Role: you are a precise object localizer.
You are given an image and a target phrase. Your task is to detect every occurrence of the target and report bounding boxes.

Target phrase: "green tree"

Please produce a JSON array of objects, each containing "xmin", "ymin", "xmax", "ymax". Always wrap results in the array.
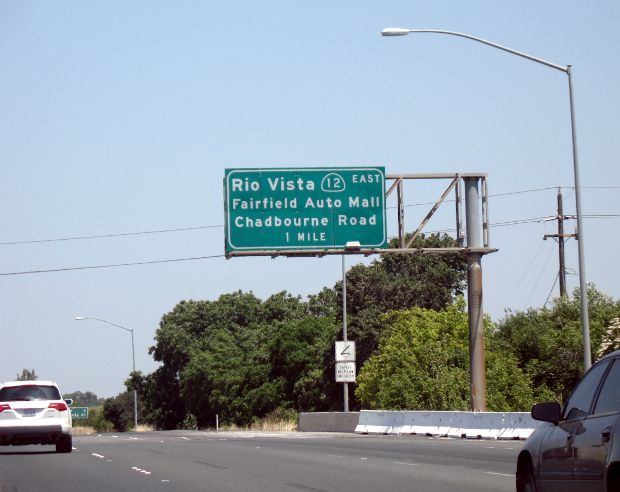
[
  {"xmin": 145, "ymin": 290, "xmax": 335, "ymax": 428},
  {"xmin": 63, "ymin": 391, "xmax": 103, "ymax": 407},
  {"xmin": 181, "ymin": 325, "xmax": 278, "ymax": 427},
  {"xmin": 145, "ymin": 291, "xmax": 266, "ymax": 429},
  {"xmin": 306, "ymin": 287, "xmax": 339, "ymax": 318},
  {"xmin": 269, "ymin": 316, "xmax": 338, "ymax": 411},
  {"xmin": 103, "ymin": 391, "xmax": 134, "ymax": 431},
  {"xmin": 491, "ymin": 285, "xmax": 620, "ymax": 402},
  {"xmin": 356, "ymin": 301, "xmax": 534, "ymax": 411},
  {"xmin": 131, "ymin": 367, "xmax": 185, "ymax": 430},
  {"xmin": 15, "ymin": 369, "xmax": 38, "ymax": 381}
]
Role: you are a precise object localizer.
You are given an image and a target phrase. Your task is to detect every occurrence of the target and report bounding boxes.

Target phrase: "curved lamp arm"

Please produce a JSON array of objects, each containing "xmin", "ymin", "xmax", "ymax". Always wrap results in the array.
[{"xmin": 381, "ymin": 28, "xmax": 567, "ymax": 72}]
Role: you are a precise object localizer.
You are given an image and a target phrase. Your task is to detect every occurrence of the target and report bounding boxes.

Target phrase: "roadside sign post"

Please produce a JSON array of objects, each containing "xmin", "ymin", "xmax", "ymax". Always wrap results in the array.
[
  {"xmin": 335, "ymin": 341, "xmax": 356, "ymax": 405},
  {"xmin": 335, "ymin": 362, "xmax": 356, "ymax": 383},
  {"xmin": 335, "ymin": 341, "xmax": 356, "ymax": 362}
]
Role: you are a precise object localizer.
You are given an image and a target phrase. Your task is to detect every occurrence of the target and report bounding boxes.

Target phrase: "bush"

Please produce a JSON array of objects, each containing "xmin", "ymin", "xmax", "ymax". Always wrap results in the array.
[
  {"xmin": 72, "ymin": 407, "xmax": 113, "ymax": 433},
  {"xmin": 103, "ymin": 392, "xmax": 135, "ymax": 432},
  {"xmin": 356, "ymin": 302, "xmax": 535, "ymax": 411},
  {"xmin": 181, "ymin": 413, "xmax": 198, "ymax": 430}
]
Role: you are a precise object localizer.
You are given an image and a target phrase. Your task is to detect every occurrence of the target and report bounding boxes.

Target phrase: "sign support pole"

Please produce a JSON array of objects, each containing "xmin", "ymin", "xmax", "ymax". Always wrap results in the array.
[
  {"xmin": 342, "ymin": 253, "xmax": 349, "ymax": 413},
  {"xmin": 465, "ymin": 178, "xmax": 486, "ymax": 412}
]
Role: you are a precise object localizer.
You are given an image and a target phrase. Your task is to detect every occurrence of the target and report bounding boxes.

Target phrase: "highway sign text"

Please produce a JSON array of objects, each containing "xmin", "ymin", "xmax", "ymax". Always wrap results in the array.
[{"xmin": 224, "ymin": 167, "xmax": 387, "ymax": 254}]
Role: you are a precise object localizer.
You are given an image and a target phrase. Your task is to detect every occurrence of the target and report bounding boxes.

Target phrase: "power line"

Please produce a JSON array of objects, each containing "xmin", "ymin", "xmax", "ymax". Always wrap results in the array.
[
  {"xmin": 544, "ymin": 271, "xmax": 560, "ymax": 307},
  {"xmin": 1, "ymin": 212, "xmax": 616, "ymax": 251},
  {"xmin": 524, "ymin": 243, "xmax": 556, "ymax": 309},
  {"xmin": 582, "ymin": 186, "xmax": 620, "ymax": 189},
  {"xmin": 502, "ymin": 231, "xmax": 547, "ymax": 307},
  {"xmin": 0, "ymin": 225, "xmax": 223, "ymax": 246},
  {"xmin": 386, "ymin": 186, "xmax": 561, "ymax": 210},
  {"xmin": 1, "ymin": 211, "xmax": 616, "ymax": 277},
  {"xmin": 0, "ymin": 254, "xmax": 225, "ymax": 277},
  {"xmin": 387, "ymin": 185, "xmax": 620, "ymax": 211}
]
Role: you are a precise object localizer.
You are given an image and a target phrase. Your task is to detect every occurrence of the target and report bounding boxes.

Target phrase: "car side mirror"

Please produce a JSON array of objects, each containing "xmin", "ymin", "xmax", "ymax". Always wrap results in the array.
[
  {"xmin": 64, "ymin": 399, "xmax": 73, "ymax": 406},
  {"xmin": 531, "ymin": 402, "xmax": 561, "ymax": 424}
]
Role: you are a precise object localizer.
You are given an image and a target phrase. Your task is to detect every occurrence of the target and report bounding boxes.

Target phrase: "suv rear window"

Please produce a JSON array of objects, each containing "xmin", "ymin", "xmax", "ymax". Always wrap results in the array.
[{"xmin": 0, "ymin": 385, "xmax": 61, "ymax": 402}]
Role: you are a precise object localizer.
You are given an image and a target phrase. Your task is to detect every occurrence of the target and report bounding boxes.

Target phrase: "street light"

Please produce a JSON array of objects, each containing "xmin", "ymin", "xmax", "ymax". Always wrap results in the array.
[
  {"xmin": 75, "ymin": 316, "xmax": 138, "ymax": 430},
  {"xmin": 381, "ymin": 27, "xmax": 592, "ymax": 371}
]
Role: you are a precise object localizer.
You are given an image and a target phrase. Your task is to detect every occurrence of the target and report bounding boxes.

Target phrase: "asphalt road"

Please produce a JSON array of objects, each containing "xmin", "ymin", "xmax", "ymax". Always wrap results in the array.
[{"xmin": 0, "ymin": 431, "xmax": 521, "ymax": 492}]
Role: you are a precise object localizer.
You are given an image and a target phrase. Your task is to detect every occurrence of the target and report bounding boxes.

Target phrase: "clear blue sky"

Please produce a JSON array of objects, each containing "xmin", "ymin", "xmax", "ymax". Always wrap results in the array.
[{"xmin": 1, "ymin": 1, "xmax": 618, "ymax": 397}]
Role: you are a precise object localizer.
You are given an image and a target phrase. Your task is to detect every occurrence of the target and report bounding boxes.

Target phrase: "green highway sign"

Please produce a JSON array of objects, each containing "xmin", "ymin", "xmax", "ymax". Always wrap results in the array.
[
  {"xmin": 70, "ymin": 407, "xmax": 89, "ymax": 419},
  {"xmin": 224, "ymin": 167, "xmax": 387, "ymax": 254}
]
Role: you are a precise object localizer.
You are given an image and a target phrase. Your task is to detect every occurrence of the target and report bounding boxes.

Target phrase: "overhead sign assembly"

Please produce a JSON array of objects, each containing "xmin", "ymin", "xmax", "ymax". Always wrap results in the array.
[
  {"xmin": 224, "ymin": 167, "xmax": 387, "ymax": 256},
  {"xmin": 224, "ymin": 168, "xmax": 497, "ymax": 412}
]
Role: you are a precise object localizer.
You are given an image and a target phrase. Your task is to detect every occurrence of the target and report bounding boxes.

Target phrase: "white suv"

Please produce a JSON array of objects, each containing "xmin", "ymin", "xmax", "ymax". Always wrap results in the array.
[{"xmin": 0, "ymin": 380, "xmax": 73, "ymax": 453}]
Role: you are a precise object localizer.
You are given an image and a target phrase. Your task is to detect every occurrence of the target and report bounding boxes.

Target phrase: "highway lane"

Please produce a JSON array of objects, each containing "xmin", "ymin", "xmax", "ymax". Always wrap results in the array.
[{"xmin": 0, "ymin": 431, "xmax": 521, "ymax": 491}]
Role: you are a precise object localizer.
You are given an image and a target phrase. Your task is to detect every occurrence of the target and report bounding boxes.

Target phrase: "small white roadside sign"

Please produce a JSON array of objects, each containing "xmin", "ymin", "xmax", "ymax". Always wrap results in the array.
[
  {"xmin": 335, "ymin": 341, "xmax": 355, "ymax": 362},
  {"xmin": 335, "ymin": 361, "xmax": 356, "ymax": 382}
]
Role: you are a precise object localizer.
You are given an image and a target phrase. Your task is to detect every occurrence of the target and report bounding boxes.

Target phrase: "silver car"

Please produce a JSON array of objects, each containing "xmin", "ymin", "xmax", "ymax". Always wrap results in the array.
[{"xmin": 516, "ymin": 350, "xmax": 620, "ymax": 491}]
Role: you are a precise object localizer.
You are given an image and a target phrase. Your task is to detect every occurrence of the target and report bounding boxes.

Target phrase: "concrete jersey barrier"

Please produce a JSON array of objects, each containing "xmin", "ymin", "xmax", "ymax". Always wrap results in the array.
[
  {"xmin": 400, "ymin": 411, "xmax": 454, "ymax": 436},
  {"xmin": 354, "ymin": 410, "xmax": 540, "ymax": 440},
  {"xmin": 356, "ymin": 410, "xmax": 406, "ymax": 435}
]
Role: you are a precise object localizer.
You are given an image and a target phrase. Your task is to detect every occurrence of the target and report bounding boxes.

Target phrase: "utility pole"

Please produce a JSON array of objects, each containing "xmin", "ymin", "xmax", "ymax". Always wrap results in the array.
[
  {"xmin": 544, "ymin": 187, "xmax": 576, "ymax": 297},
  {"xmin": 557, "ymin": 188, "xmax": 567, "ymax": 297}
]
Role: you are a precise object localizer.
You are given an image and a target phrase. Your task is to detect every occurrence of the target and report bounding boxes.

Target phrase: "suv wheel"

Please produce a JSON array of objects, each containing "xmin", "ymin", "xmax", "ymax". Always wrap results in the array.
[{"xmin": 56, "ymin": 435, "xmax": 72, "ymax": 453}]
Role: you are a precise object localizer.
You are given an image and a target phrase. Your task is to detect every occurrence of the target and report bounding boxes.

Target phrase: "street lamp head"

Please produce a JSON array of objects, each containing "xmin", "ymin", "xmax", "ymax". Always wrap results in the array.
[
  {"xmin": 75, "ymin": 316, "xmax": 86, "ymax": 320},
  {"xmin": 381, "ymin": 27, "xmax": 410, "ymax": 37},
  {"xmin": 345, "ymin": 241, "xmax": 361, "ymax": 251}
]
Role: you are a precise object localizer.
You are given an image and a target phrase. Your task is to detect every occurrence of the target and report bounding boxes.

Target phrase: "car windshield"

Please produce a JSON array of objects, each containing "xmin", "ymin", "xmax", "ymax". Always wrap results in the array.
[{"xmin": 0, "ymin": 385, "xmax": 61, "ymax": 402}]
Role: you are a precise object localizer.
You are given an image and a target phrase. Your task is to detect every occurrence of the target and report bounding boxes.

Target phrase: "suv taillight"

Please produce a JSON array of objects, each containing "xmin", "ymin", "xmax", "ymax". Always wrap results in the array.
[
  {"xmin": 0, "ymin": 404, "xmax": 10, "ymax": 413},
  {"xmin": 48, "ymin": 402, "xmax": 68, "ymax": 412}
]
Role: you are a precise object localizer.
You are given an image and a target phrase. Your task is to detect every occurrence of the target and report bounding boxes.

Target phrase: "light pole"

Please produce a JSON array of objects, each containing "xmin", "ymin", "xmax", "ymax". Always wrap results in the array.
[
  {"xmin": 75, "ymin": 316, "xmax": 139, "ymax": 430},
  {"xmin": 381, "ymin": 27, "xmax": 592, "ymax": 371}
]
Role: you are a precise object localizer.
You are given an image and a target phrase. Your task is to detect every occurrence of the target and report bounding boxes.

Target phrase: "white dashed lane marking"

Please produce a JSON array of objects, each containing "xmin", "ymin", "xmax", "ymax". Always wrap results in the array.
[{"xmin": 393, "ymin": 462, "xmax": 419, "ymax": 467}]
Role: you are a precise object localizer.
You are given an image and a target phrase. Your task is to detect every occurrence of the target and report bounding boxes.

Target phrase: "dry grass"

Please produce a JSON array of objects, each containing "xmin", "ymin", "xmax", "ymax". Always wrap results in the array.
[
  {"xmin": 219, "ymin": 418, "xmax": 297, "ymax": 432},
  {"xmin": 251, "ymin": 419, "xmax": 297, "ymax": 432},
  {"xmin": 72, "ymin": 426, "xmax": 96, "ymax": 435},
  {"xmin": 72, "ymin": 424, "xmax": 154, "ymax": 434}
]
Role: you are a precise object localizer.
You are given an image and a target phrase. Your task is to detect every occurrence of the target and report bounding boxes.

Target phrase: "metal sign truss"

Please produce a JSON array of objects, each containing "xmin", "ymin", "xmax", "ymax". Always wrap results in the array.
[{"xmin": 229, "ymin": 172, "xmax": 496, "ymax": 258}]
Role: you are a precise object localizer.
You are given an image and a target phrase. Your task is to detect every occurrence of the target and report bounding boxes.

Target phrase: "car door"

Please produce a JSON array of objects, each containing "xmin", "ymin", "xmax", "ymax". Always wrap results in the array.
[
  {"xmin": 572, "ymin": 357, "xmax": 620, "ymax": 491},
  {"xmin": 538, "ymin": 359, "xmax": 610, "ymax": 492}
]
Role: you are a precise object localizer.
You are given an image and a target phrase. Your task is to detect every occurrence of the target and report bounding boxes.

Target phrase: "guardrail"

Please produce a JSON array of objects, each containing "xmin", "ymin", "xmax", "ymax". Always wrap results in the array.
[{"xmin": 355, "ymin": 410, "xmax": 539, "ymax": 440}]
